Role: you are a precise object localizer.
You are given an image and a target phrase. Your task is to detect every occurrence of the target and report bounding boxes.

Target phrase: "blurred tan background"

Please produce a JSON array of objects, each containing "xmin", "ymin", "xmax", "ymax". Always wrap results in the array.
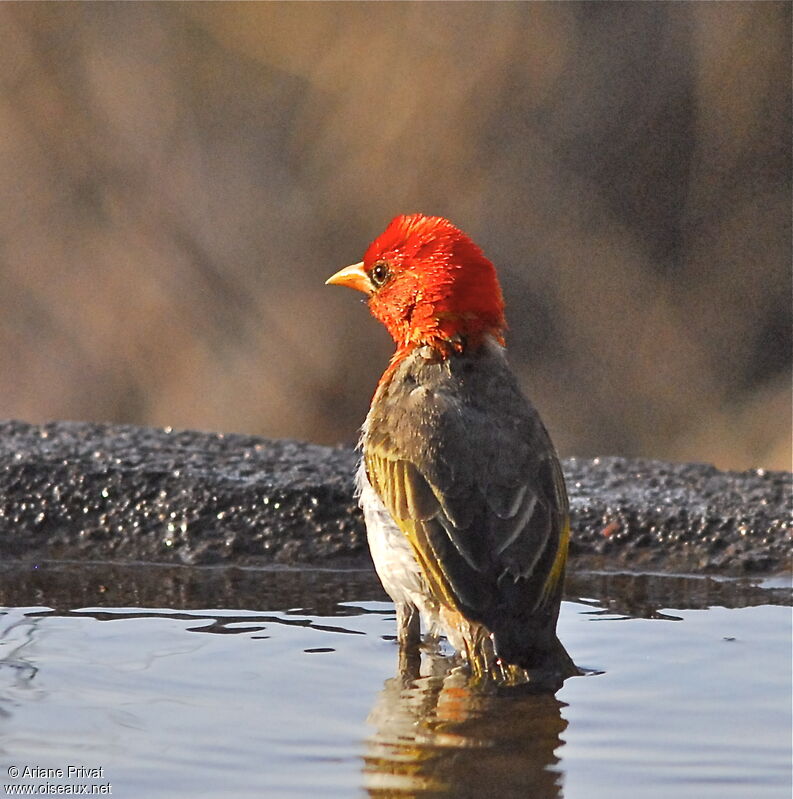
[{"xmin": 0, "ymin": 2, "xmax": 789, "ymax": 470}]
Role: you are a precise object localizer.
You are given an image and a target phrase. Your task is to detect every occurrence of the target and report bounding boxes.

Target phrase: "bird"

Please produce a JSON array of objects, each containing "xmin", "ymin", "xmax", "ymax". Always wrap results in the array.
[{"xmin": 326, "ymin": 213, "xmax": 574, "ymax": 686}]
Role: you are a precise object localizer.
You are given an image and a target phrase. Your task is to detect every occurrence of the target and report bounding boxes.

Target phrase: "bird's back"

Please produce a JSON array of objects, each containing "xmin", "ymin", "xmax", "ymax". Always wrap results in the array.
[{"xmin": 362, "ymin": 336, "xmax": 569, "ymax": 670}]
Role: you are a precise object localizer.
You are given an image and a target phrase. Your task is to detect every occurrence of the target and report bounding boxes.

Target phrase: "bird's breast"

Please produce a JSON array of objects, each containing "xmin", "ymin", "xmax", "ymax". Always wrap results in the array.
[{"xmin": 356, "ymin": 459, "xmax": 425, "ymax": 607}]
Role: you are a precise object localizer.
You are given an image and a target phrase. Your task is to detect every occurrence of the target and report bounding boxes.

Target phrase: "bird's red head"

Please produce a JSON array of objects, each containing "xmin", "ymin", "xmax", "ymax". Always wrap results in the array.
[{"xmin": 327, "ymin": 214, "xmax": 506, "ymax": 354}]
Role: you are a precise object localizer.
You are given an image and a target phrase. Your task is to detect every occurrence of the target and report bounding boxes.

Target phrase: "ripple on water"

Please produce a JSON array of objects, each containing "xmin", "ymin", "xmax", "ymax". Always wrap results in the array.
[{"xmin": 0, "ymin": 564, "xmax": 790, "ymax": 799}]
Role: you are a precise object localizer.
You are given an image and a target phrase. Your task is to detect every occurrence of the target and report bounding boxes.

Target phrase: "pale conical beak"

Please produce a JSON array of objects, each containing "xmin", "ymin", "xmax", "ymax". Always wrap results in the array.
[{"xmin": 325, "ymin": 261, "xmax": 372, "ymax": 295}]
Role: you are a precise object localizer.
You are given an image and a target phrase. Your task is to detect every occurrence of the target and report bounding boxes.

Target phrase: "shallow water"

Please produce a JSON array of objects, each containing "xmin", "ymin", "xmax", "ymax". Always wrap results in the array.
[{"xmin": 0, "ymin": 563, "xmax": 790, "ymax": 798}]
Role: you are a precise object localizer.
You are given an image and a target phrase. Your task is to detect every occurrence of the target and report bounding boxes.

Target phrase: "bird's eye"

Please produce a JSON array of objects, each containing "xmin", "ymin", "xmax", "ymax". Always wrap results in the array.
[{"xmin": 369, "ymin": 261, "xmax": 390, "ymax": 288}]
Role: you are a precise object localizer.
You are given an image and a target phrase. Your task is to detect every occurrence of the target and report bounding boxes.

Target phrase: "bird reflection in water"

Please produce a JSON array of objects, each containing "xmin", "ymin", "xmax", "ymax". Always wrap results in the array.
[{"xmin": 363, "ymin": 649, "xmax": 567, "ymax": 798}]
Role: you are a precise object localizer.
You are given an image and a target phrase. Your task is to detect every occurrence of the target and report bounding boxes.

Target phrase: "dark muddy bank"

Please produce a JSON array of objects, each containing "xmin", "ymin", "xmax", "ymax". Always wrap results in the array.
[{"xmin": 0, "ymin": 420, "xmax": 789, "ymax": 574}]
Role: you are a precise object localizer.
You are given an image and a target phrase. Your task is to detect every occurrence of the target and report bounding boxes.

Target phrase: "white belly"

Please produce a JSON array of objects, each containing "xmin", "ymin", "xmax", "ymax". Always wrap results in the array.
[{"xmin": 356, "ymin": 460, "xmax": 441, "ymax": 636}]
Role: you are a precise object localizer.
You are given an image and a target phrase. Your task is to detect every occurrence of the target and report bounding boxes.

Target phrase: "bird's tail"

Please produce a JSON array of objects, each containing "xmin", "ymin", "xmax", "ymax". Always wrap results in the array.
[{"xmin": 465, "ymin": 627, "xmax": 579, "ymax": 691}]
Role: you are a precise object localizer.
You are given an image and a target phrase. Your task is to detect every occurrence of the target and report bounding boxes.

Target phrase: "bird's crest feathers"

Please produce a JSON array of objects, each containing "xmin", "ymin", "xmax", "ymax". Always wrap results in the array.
[{"xmin": 361, "ymin": 214, "xmax": 507, "ymax": 355}]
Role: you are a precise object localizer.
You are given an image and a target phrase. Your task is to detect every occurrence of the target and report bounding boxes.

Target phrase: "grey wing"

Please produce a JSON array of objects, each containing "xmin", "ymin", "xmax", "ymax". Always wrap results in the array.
[{"xmin": 364, "ymin": 346, "xmax": 569, "ymax": 633}]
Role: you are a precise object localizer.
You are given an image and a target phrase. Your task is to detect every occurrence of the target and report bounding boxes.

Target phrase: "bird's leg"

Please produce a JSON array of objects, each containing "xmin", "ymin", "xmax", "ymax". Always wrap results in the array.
[
  {"xmin": 396, "ymin": 602, "xmax": 421, "ymax": 679},
  {"xmin": 396, "ymin": 602, "xmax": 420, "ymax": 649}
]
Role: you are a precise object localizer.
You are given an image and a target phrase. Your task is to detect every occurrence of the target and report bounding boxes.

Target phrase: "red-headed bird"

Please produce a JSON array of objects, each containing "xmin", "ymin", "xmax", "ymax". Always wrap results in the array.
[{"xmin": 327, "ymin": 214, "xmax": 573, "ymax": 686}]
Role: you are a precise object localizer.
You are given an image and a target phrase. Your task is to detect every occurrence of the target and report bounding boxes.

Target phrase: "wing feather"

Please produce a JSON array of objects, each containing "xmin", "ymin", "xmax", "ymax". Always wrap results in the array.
[{"xmin": 363, "ymin": 342, "xmax": 569, "ymax": 651}]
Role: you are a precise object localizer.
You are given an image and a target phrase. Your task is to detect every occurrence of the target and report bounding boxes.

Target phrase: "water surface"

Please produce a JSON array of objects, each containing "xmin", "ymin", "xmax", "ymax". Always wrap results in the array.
[{"xmin": 0, "ymin": 563, "xmax": 790, "ymax": 798}]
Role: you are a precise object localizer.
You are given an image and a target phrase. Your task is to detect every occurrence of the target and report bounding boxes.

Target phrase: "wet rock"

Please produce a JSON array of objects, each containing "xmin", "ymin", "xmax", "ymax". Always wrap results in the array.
[
  {"xmin": 0, "ymin": 420, "xmax": 363, "ymax": 566},
  {"xmin": 564, "ymin": 456, "xmax": 791, "ymax": 574},
  {"xmin": 0, "ymin": 421, "xmax": 789, "ymax": 574}
]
